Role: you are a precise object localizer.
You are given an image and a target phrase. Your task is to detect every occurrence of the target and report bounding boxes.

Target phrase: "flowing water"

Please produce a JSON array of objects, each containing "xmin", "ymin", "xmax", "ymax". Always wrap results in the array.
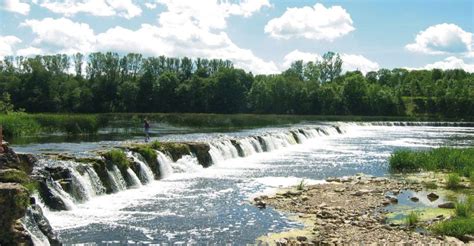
[{"xmin": 15, "ymin": 123, "xmax": 474, "ymax": 244}]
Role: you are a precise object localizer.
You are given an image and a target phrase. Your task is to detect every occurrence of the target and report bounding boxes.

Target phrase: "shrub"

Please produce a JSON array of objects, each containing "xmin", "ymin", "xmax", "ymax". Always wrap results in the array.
[
  {"xmin": 455, "ymin": 198, "xmax": 473, "ymax": 218},
  {"xmin": 446, "ymin": 173, "xmax": 461, "ymax": 189},
  {"xmin": 0, "ymin": 113, "xmax": 41, "ymax": 138}
]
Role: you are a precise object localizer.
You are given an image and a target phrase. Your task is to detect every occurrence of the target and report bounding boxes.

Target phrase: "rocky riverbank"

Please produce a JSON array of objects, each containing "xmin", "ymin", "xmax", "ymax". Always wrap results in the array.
[{"xmin": 254, "ymin": 174, "xmax": 473, "ymax": 245}]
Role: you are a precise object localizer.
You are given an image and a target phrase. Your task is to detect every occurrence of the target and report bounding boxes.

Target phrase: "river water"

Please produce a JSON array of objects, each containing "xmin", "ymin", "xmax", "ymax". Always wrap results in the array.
[{"xmin": 13, "ymin": 122, "xmax": 474, "ymax": 245}]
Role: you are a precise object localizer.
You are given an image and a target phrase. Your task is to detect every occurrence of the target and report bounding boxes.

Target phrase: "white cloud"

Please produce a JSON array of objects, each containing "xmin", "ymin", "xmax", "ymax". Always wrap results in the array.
[
  {"xmin": 20, "ymin": 14, "xmax": 278, "ymax": 74},
  {"xmin": 283, "ymin": 49, "xmax": 321, "ymax": 68},
  {"xmin": 144, "ymin": 2, "xmax": 157, "ymax": 9},
  {"xmin": 16, "ymin": 47, "xmax": 44, "ymax": 56},
  {"xmin": 21, "ymin": 17, "xmax": 96, "ymax": 54},
  {"xmin": 406, "ymin": 23, "xmax": 473, "ymax": 55},
  {"xmin": 38, "ymin": 0, "xmax": 142, "ymax": 19},
  {"xmin": 1, "ymin": 0, "xmax": 30, "ymax": 15},
  {"xmin": 264, "ymin": 3, "xmax": 354, "ymax": 41},
  {"xmin": 282, "ymin": 50, "xmax": 379, "ymax": 74},
  {"xmin": 0, "ymin": 36, "xmax": 22, "ymax": 57},
  {"xmin": 340, "ymin": 54, "xmax": 380, "ymax": 74},
  {"xmin": 419, "ymin": 56, "xmax": 474, "ymax": 72}
]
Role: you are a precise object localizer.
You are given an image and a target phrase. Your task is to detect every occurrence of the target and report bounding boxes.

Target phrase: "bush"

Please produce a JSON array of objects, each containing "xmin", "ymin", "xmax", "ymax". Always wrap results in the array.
[
  {"xmin": 446, "ymin": 173, "xmax": 461, "ymax": 189},
  {"xmin": 0, "ymin": 113, "xmax": 41, "ymax": 138},
  {"xmin": 103, "ymin": 149, "xmax": 129, "ymax": 171},
  {"xmin": 455, "ymin": 197, "xmax": 474, "ymax": 218}
]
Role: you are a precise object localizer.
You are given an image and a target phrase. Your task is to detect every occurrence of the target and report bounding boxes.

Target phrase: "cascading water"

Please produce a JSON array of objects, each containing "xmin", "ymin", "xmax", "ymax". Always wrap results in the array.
[
  {"xmin": 127, "ymin": 152, "xmax": 155, "ymax": 184},
  {"xmin": 126, "ymin": 168, "xmax": 142, "ymax": 188},
  {"xmin": 156, "ymin": 151, "xmax": 174, "ymax": 178},
  {"xmin": 209, "ymin": 140, "xmax": 240, "ymax": 163},
  {"xmin": 107, "ymin": 166, "xmax": 127, "ymax": 192},
  {"xmin": 237, "ymin": 138, "xmax": 256, "ymax": 156},
  {"xmin": 47, "ymin": 179, "xmax": 76, "ymax": 210},
  {"xmin": 173, "ymin": 155, "xmax": 203, "ymax": 173},
  {"xmin": 68, "ymin": 167, "xmax": 94, "ymax": 201},
  {"xmin": 82, "ymin": 165, "xmax": 106, "ymax": 195},
  {"xmin": 21, "ymin": 208, "xmax": 50, "ymax": 246}
]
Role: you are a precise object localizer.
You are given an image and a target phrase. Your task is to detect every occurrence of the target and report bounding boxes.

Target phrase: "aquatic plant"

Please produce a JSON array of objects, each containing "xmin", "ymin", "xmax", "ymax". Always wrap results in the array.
[
  {"xmin": 405, "ymin": 211, "xmax": 420, "ymax": 228},
  {"xmin": 455, "ymin": 197, "xmax": 474, "ymax": 218},
  {"xmin": 446, "ymin": 173, "xmax": 462, "ymax": 189},
  {"xmin": 432, "ymin": 218, "xmax": 474, "ymax": 238},
  {"xmin": 296, "ymin": 179, "xmax": 306, "ymax": 191},
  {"xmin": 102, "ymin": 149, "xmax": 130, "ymax": 171},
  {"xmin": 135, "ymin": 146, "xmax": 157, "ymax": 165}
]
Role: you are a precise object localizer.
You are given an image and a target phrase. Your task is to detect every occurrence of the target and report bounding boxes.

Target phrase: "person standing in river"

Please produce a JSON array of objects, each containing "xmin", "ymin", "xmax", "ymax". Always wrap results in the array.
[{"xmin": 144, "ymin": 118, "xmax": 150, "ymax": 142}]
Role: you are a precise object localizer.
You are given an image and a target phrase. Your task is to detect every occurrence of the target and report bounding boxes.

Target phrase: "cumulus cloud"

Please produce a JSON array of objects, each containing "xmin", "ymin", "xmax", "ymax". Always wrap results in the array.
[
  {"xmin": 282, "ymin": 50, "xmax": 379, "ymax": 74},
  {"xmin": 1, "ymin": 0, "xmax": 30, "ymax": 15},
  {"xmin": 264, "ymin": 3, "xmax": 354, "ymax": 41},
  {"xmin": 0, "ymin": 36, "xmax": 22, "ymax": 57},
  {"xmin": 38, "ymin": 0, "xmax": 142, "ymax": 19},
  {"xmin": 16, "ymin": 47, "xmax": 44, "ymax": 56},
  {"xmin": 418, "ymin": 56, "xmax": 474, "ymax": 72},
  {"xmin": 21, "ymin": 17, "xmax": 96, "ymax": 54},
  {"xmin": 406, "ymin": 23, "xmax": 473, "ymax": 55},
  {"xmin": 144, "ymin": 2, "xmax": 157, "ymax": 9},
  {"xmin": 20, "ymin": 13, "xmax": 278, "ymax": 74}
]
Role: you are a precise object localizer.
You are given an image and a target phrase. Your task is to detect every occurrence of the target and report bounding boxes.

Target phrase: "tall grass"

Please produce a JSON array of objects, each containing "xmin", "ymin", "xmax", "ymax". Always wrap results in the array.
[
  {"xmin": 389, "ymin": 147, "xmax": 474, "ymax": 178},
  {"xmin": 446, "ymin": 173, "xmax": 462, "ymax": 189},
  {"xmin": 432, "ymin": 196, "xmax": 474, "ymax": 238},
  {"xmin": 405, "ymin": 211, "xmax": 420, "ymax": 228},
  {"xmin": 0, "ymin": 113, "xmax": 108, "ymax": 138}
]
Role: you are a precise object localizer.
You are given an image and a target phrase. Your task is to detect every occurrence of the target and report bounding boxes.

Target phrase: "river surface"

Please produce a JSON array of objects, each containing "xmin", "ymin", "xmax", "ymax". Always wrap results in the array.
[{"xmin": 13, "ymin": 123, "xmax": 474, "ymax": 245}]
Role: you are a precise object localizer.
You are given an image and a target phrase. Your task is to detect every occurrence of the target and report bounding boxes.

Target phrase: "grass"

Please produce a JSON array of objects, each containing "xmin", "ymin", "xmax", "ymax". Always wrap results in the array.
[
  {"xmin": 470, "ymin": 171, "xmax": 474, "ymax": 187},
  {"xmin": 0, "ymin": 168, "xmax": 38, "ymax": 193},
  {"xmin": 446, "ymin": 173, "xmax": 462, "ymax": 189},
  {"xmin": 102, "ymin": 149, "xmax": 130, "ymax": 171},
  {"xmin": 432, "ymin": 196, "xmax": 474, "ymax": 238},
  {"xmin": 0, "ymin": 113, "xmax": 108, "ymax": 138},
  {"xmin": 389, "ymin": 147, "xmax": 474, "ymax": 180},
  {"xmin": 296, "ymin": 179, "xmax": 306, "ymax": 191},
  {"xmin": 405, "ymin": 211, "xmax": 420, "ymax": 228}
]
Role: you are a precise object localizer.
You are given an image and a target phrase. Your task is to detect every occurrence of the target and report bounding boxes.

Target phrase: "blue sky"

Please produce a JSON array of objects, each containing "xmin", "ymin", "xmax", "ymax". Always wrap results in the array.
[{"xmin": 1, "ymin": 0, "xmax": 473, "ymax": 74}]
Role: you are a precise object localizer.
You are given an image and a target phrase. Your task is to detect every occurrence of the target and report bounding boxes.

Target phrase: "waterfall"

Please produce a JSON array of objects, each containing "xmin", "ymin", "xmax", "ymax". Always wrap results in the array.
[
  {"xmin": 83, "ymin": 165, "xmax": 106, "ymax": 195},
  {"xmin": 156, "ymin": 151, "xmax": 174, "ymax": 178},
  {"xmin": 249, "ymin": 137, "xmax": 263, "ymax": 153},
  {"xmin": 47, "ymin": 179, "xmax": 75, "ymax": 210},
  {"xmin": 126, "ymin": 168, "xmax": 142, "ymax": 188},
  {"xmin": 209, "ymin": 140, "xmax": 240, "ymax": 163},
  {"xmin": 238, "ymin": 138, "xmax": 256, "ymax": 156},
  {"xmin": 21, "ymin": 208, "xmax": 50, "ymax": 246},
  {"xmin": 127, "ymin": 152, "xmax": 155, "ymax": 184},
  {"xmin": 173, "ymin": 155, "xmax": 203, "ymax": 173},
  {"xmin": 107, "ymin": 166, "xmax": 127, "ymax": 192},
  {"xmin": 68, "ymin": 167, "xmax": 94, "ymax": 201}
]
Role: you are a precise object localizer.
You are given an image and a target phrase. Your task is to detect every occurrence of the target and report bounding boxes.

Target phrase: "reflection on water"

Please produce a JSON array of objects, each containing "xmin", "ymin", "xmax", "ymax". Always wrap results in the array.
[{"xmin": 21, "ymin": 123, "xmax": 474, "ymax": 244}]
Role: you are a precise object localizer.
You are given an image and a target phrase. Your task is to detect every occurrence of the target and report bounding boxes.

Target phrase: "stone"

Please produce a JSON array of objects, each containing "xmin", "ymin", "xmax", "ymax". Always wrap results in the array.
[
  {"xmin": 296, "ymin": 236, "xmax": 307, "ymax": 242},
  {"xmin": 427, "ymin": 192, "xmax": 439, "ymax": 201},
  {"xmin": 301, "ymin": 196, "xmax": 309, "ymax": 201},
  {"xmin": 38, "ymin": 179, "xmax": 68, "ymax": 211},
  {"xmin": 256, "ymin": 200, "xmax": 267, "ymax": 209},
  {"xmin": 410, "ymin": 196, "xmax": 419, "ymax": 202},
  {"xmin": 353, "ymin": 189, "xmax": 371, "ymax": 196},
  {"xmin": 444, "ymin": 236, "xmax": 465, "ymax": 245},
  {"xmin": 0, "ymin": 183, "xmax": 30, "ymax": 245},
  {"xmin": 438, "ymin": 202, "xmax": 455, "ymax": 209}
]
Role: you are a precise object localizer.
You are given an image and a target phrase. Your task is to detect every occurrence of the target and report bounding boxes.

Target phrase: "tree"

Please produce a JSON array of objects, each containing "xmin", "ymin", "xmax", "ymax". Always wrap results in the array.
[{"xmin": 320, "ymin": 52, "xmax": 342, "ymax": 83}]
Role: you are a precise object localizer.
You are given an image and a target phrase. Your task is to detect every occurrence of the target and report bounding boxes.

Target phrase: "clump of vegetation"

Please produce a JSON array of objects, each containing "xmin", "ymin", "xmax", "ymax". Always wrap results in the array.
[
  {"xmin": 135, "ymin": 146, "xmax": 157, "ymax": 165},
  {"xmin": 103, "ymin": 149, "xmax": 129, "ymax": 171},
  {"xmin": 149, "ymin": 141, "xmax": 190, "ymax": 161},
  {"xmin": 469, "ymin": 171, "xmax": 474, "ymax": 188},
  {"xmin": 405, "ymin": 211, "xmax": 420, "ymax": 228},
  {"xmin": 432, "ymin": 218, "xmax": 474, "ymax": 238},
  {"xmin": 0, "ymin": 169, "xmax": 38, "ymax": 193},
  {"xmin": 0, "ymin": 113, "xmax": 42, "ymax": 138},
  {"xmin": 296, "ymin": 179, "xmax": 306, "ymax": 191},
  {"xmin": 455, "ymin": 197, "xmax": 474, "ymax": 218},
  {"xmin": 389, "ymin": 147, "xmax": 474, "ymax": 181},
  {"xmin": 422, "ymin": 181, "xmax": 438, "ymax": 189},
  {"xmin": 446, "ymin": 173, "xmax": 462, "ymax": 189}
]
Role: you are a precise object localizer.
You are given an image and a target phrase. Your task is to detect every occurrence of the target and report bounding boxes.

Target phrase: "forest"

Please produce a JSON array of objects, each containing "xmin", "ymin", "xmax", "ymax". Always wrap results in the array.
[{"xmin": 0, "ymin": 52, "xmax": 472, "ymax": 118}]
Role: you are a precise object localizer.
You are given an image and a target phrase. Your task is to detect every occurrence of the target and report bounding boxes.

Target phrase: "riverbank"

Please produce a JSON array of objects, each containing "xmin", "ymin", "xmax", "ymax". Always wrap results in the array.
[{"xmin": 254, "ymin": 174, "xmax": 473, "ymax": 245}]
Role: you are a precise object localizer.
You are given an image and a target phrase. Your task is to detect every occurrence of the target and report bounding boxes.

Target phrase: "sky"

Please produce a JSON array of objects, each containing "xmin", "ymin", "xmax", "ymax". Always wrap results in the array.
[{"xmin": 0, "ymin": 0, "xmax": 473, "ymax": 74}]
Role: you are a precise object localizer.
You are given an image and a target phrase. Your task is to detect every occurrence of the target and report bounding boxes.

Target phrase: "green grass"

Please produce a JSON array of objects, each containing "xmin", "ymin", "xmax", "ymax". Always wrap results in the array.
[
  {"xmin": 446, "ymin": 173, "xmax": 462, "ymax": 189},
  {"xmin": 455, "ymin": 197, "xmax": 474, "ymax": 218},
  {"xmin": 405, "ymin": 210, "xmax": 420, "ymax": 228},
  {"xmin": 102, "ymin": 149, "xmax": 130, "ymax": 171},
  {"xmin": 296, "ymin": 179, "xmax": 306, "ymax": 191},
  {"xmin": 432, "ymin": 218, "xmax": 474, "ymax": 238},
  {"xmin": 0, "ymin": 169, "xmax": 38, "ymax": 193},
  {"xmin": 470, "ymin": 171, "xmax": 474, "ymax": 188},
  {"xmin": 0, "ymin": 113, "xmax": 108, "ymax": 138},
  {"xmin": 389, "ymin": 147, "xmax": 474, "ymax": 179}
]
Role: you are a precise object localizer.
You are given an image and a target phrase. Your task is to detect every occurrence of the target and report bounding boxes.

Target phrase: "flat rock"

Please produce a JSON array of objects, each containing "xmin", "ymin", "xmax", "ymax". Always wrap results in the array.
[
  {"xmin": 427, "ymin": 192, "xmax": 439, "ymax": 201},
  {"xmin": 438, "ymin": 202, "xmax": 455, "ymax": 209}
]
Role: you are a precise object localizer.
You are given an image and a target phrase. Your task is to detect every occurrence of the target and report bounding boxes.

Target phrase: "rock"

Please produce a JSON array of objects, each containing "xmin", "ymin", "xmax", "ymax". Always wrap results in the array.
[
  {"xmin": 285, "ymin": 190, "xmax": 303, "ymax": 197},
  {"xmin": 460, "ymin": 234, "xmax": 474, "ymax": 242},
  {"xmin": 296, "ymin": 236, "xmax": 307, "ymax": 242},
  {"xmin": 255, "ymin": 200, "xmax": 266, "ymax": 209},
  {"xmin": 301, "ymin": 195, "xmax": 309, "ymax": 201},
  {"xmin": 326, "ymin": 177, "xmax": 339, "ymax": 182},
  {"xmin": 444, "ymin": 236, "xmax": 465, "ymax": 245},
  {"xmin": 410, "ymin": 196, "xmax": 420, "ymax": 202},
  {"xmin": 427, "ymin": 192, "xmax": 439, "ymax": 201},
  {"xmin": 38, "ymin": 179, "xmax": 69, "ymax": 211},
  {"xmin": 385, "ymin": 195, "xmax": 398, "ymax": 203},
  {"xmin": 0, "ymin": 183, "xmax": 30, "ymax": 245},
  {"xmin": 438, "ymin": 202, "xmax": 455, "ymax": 209}
]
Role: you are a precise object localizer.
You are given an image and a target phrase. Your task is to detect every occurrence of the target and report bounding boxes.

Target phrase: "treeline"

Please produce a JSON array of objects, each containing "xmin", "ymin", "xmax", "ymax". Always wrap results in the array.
[{"xmin": 0, "ymin": 52, "xmax": 472, "ymax": 118}]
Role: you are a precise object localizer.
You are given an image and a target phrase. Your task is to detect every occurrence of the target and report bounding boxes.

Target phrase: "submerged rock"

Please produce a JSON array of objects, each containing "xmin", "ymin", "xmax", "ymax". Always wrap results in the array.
[
  {"xmin": 438, "ymin": 202, "xmax": 455, "ymax": 209},
  {"xmin": 427, "ymin": 192, "xmax": 439, "ymax": 201}
]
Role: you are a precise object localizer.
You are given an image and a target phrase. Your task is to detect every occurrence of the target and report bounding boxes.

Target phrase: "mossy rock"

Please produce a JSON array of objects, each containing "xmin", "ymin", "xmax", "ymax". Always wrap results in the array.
[
  {"xmin": 386, "ymin": 207, "xmax": 455, "ymax": 225},
  {"xmin": 90, "ymin": 159, "xmax": 114, "ymax": 194},
  {"xmin": 0, "ymin": 169, "xmax": 38, "ymax": 193},
  {"xmin": 149, "ymin": 142, "xmax": 191, "ymax": 162},
  {"xmin": 0, "ymin": 183, "xmax": 30, "ymax": 244},
  {"xmin": 187, "ymin": 143, "xmax": 212, "ymax": 167}
]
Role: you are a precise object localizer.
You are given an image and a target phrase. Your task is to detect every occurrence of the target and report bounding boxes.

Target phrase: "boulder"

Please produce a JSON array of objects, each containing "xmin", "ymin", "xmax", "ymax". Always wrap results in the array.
[
  {"xmin": 438, "ymin": 202, "xmax": 455, "ymax": 209},
  {"xmin": 38, "ymin": 179, "xmax": 68, "ymax": 211},
  {"xmin": 427, "ymin": 192, "xmax": 439, "ymax": 201},
  {"xmin": 29, "ymin": 204, "xmax": 61, "ymax": 245},
  {"xmin": 0, "ymin": 183, "xmax": 30, "ymax": 245}
]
